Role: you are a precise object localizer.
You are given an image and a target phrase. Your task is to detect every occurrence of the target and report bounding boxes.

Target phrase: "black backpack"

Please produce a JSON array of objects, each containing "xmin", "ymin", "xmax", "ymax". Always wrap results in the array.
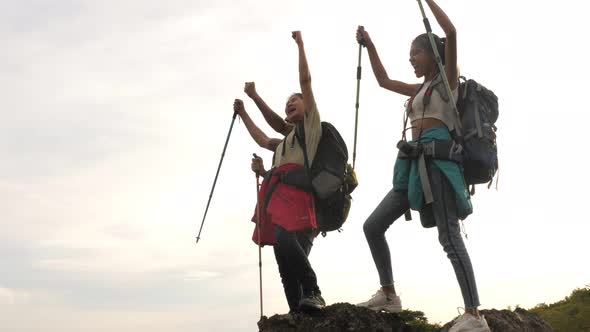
[
  {"xmin": 295, "ymin": 122, "xmax": 357, "ymax": 234},
  {"xmin": 425, "ymin": 74, "xmax": 499, "ymax": 188},
  {"xmin": 456, "ymin": 77, "xmax": 499, "ymax": 187}
]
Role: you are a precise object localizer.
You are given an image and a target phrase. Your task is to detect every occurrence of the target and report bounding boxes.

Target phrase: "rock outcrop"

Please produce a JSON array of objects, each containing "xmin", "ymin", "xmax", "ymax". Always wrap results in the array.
[
  {"xmin": 440, "ymin": 308, "xmax": 555, "ymax": 332},
  {"xmin": 258, "ymin": 303, "xmax": 438, "ymax": 332},
  {"xmin": 258, "ymin": 303, "xmax": 555, "ymax": 332}
]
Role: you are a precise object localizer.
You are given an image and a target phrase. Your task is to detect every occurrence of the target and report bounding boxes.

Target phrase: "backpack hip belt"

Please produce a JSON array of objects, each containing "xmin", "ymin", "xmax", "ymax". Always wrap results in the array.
[
  {"xmin": 396, "ymin": 139, "xmax": 463, "ymax": 163},
  {"xmin": 396, "ymin": 139, "xmax": 463, "ymax": 205},
  {"xmin": 278, "ymin": 168, "xmax": 314, "ymax": 193}
]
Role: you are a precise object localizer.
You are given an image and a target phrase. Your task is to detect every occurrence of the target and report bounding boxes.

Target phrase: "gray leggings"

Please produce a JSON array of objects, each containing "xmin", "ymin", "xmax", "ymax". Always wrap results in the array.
[{"xmin": 363, "ymin": 163, "xmax": 480, "ymax": 308}]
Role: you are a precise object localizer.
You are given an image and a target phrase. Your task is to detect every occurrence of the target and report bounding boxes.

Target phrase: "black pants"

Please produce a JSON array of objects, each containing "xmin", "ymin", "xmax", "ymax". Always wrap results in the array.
[{"xmin": 273, "ymin": 225, "xmax": 320, "ymax": 311}]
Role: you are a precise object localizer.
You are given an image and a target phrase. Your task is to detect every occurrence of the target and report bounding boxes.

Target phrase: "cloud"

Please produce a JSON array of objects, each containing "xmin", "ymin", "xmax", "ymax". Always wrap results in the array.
[
  {"xmin": 0, "ymin": 233, "xmax": 256, "ymax": 312},
  {"xmin": 0, "ymin": 287, "xmax": 30, "ymax": 305},
  {"xmin": 182, "ymin": 270, "xmax": 221, "ymax": 282}
]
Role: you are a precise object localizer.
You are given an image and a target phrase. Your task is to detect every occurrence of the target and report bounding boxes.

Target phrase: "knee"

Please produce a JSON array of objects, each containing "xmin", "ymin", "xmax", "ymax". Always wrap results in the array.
[
  {"xmin": 439, "ymin": 241, "xmax": 456, "ymax": 260},
  {"xmin": 438, "ymin": 232, "xmax": 453, "ymax": 253},
  {"xmin": 363, "ymin": 219, "xmax": 381, "ymax": 239},
  {"xmin": 438, "ymin": 232, "xmax": 467, "ymax": 259}
]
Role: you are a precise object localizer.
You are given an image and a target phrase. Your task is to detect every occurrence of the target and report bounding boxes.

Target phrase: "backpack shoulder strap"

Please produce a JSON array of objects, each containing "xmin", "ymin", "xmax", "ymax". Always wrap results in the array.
[
  {"xmin": 295, "ymin": 121, "xmax": 311, "ymax": 172},
  {"xmin": 429, "ymin": 72, "xmax": 464, "ymax": 139},
  {"xmin": 429, "ymin": 72, "xmax": 450, "ymax": 103},
  {"xmin": 459, "ymin": 76, "xmax": 468, "ymax": 100}
]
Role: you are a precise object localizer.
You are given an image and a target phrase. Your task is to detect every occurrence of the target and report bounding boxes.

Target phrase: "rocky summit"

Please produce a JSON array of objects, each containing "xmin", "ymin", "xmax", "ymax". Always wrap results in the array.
[
  {"xmin": 441, "ymin": 308, "xmax": 555, "ymax": 332},
  {"xmin": 258, "ymin": 303, "xmax": 554, "ymax": 332}
]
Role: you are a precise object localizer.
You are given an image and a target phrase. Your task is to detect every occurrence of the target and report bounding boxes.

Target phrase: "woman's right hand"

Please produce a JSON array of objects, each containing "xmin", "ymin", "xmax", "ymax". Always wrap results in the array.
[
  {"xmin": 292, "ymin": 31, "xmax": 303, "ymax": 45},
  {"xmin": 356, "ymin": 25, "xmax": 371, "ymax": 46},
  {"xmin": 251, "ymin": 154, "xmax": 265, "ymax": 175},
  {"xmin": 244, "ymin": 82, "xmax": 257, "ymax": 99}
]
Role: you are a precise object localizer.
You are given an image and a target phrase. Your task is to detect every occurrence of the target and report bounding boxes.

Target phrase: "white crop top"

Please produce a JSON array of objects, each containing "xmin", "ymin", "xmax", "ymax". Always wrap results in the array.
[{"xmin": 409, "ymin": 80, "xmax": 459, "ymax": 131}]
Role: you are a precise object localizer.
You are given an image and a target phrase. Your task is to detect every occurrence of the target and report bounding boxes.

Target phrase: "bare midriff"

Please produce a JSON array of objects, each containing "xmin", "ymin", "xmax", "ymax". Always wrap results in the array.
[{"xmin": 411, "ymin": 118, "xmax": 446, "ymax": 139}]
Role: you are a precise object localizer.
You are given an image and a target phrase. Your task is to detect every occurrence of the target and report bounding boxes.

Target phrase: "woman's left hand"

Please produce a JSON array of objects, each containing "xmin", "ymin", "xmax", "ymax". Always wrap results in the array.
[{"xmin": 251, "ymin": 154, "xmax": 266, "ymax": 175}]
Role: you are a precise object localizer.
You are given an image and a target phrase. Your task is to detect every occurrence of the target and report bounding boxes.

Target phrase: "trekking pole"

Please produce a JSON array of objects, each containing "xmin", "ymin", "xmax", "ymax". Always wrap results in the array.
[
  {"xmin": 254, "ymin": 159, "xmax": 264, "ymax": 318},
  {"xmin": 352, "ymin": 27, "xmax": 365, "ymax": 170},
  {"xmin": 196, "ymin": 111, "xmax": 238, "ymax": 243},
  {"xmin": 415, "ymin": 0, "xmax": 462, "ymax": 137}
]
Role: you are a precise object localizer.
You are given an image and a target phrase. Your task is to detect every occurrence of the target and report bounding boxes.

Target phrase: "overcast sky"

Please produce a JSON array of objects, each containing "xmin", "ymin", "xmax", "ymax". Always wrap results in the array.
[{"xmin": 1, "ymin": 0, "xmax": 589, "ymax": 331}]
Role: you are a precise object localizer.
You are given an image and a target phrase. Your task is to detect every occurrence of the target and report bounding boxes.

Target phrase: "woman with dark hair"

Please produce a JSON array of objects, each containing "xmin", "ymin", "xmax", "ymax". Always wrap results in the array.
[
  {"xmin": 233, "ymin": 31, "xmax": 325, "ymax": 314},
  {"xmin": 355, "ymin": 1, "xmax": 489, "ymax": 331}
]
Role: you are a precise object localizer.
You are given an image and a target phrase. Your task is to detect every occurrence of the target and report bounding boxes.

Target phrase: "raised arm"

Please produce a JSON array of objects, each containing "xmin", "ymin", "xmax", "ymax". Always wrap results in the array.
[
  {"xmin": 292, "ymin": 31, "xmax": 316, "ymax": 113},
  {"xmin": 233, "ymin": 99, "xmax": 282, "ymax": 152},
  {"xmin": 425, "ymin": 0, "xmax": 458, "ymax": 90},
  {"xmin": 244, "ymin": 82, "xmax": 292, "ymax": 136},
  {"xmin": 357, "ymin": 26, "xmax": 420, "ymax": 97}
]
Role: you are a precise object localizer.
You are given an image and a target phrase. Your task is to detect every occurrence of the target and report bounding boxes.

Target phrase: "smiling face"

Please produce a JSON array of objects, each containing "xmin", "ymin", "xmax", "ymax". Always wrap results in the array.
[
  {"xmin": 284, "ymin": 93, "xmax": 305, "ymax": 123},
  {"xmin": 409, "ymin": 42, "xmax": 436, "ymax": 79},
  {"xmin": 409, "ymin": 33, "xmax": 445, "ymax": 80}
]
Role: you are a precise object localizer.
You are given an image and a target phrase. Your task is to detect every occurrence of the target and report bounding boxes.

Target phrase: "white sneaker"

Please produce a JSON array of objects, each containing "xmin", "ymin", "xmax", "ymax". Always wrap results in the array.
[
  {"xmin": 356, "ymin": 289, "xmax": 402, "ymax": 313},
  {"xmin": 449, "ymin": 312, "xmax": 490, "ymax": 332}
]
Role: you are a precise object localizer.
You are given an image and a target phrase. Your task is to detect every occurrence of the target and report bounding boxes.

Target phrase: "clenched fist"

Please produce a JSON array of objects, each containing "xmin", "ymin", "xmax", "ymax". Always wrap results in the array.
[
  {"xmin": 292, "ymin": 31, "xmax": 303, "ymax": 45},
  {"xmin": 356, "ymin": 25, "xmax": 371, "ymax": 47},
  {"xmin": 251, "ymin": 153, "xmax": 266, "ymax": 175},
  {"xmin": 244, "ymin": 82, "xmax": 257, "ymax": 99}
]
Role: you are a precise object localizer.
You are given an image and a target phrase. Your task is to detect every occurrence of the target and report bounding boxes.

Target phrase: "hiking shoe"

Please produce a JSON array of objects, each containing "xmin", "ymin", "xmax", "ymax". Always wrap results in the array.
[
  {"xmin": 299, "ymin": 292, "xmax": 325, "ymax": 312},
  {"xmin": 356, "ymin": 289, "xmax": 402, "ymax": 313},
  {"xmin": 449, "ymin": 312, "xmax": 490, "ymax": 332}
]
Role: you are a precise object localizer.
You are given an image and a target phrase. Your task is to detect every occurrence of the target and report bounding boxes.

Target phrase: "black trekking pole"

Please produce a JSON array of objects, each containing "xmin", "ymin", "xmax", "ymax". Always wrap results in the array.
[
  {"xmin": 352, "ymin": 27, "xmax": 365, "ymax": 170},
  {"xmin": 415, "ymin": 0, "xmax": 462, "ymax": 137},
  {"xmin": 196, "ymin": 111, "xmax": 238, "ymax": 243},
  {"xmin": 254, "ymin": 157, "xmax": 264, "ymax": 318}
]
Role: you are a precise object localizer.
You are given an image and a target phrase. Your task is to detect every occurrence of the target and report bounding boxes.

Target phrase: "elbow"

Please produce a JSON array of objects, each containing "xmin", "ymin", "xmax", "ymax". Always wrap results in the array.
[
  {"xmin": 377, "ymin": 77, "xmax": 389, "ymax": 88},
  {"xmin": 260, "ymin": 136, "xmax": 274, "ymax": 150},
  {"xmin": 299, "ymin": 76, "xmax": 311, "ymax": 86},
  {"xmin": 445, "ymin": 27, "xmax": 457, "ymax": 39},
  {"xmin": 375, "ymin": 72, "xmax": 389, "ymax": 88},
  {"xmin": 253, "ymin": 134, "xmax": 268, "ymax": 149},
  {"xmin": 258, "ymin": 139, "xmax": 268, "ymax": 149}
]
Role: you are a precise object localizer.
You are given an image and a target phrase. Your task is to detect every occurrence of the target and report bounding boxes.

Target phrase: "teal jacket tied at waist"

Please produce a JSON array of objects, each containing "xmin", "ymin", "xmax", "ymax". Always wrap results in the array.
[{"xmin": 393, "ymin": 126, "xmax": 473, "ymax": 219}]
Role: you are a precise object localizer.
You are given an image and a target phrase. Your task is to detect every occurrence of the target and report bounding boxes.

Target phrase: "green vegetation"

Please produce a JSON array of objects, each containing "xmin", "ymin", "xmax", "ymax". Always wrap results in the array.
[
  {"xmin": 530, "ymin": 286, "xmax": 590, "ymax": 332},
  {"xmin": 399, "ymin": 310, "xmax": 442, "ymax": 332}
]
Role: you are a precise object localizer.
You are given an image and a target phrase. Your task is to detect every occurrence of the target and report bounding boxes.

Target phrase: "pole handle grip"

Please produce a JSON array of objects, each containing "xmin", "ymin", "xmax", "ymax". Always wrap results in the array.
[
  {"xmin": 357, "ymin": 25, "xmax": 367, "ymax": 47},
  {"xmin": 253, "ymin": 153, "xmax": 262, "ymax": 177}
]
